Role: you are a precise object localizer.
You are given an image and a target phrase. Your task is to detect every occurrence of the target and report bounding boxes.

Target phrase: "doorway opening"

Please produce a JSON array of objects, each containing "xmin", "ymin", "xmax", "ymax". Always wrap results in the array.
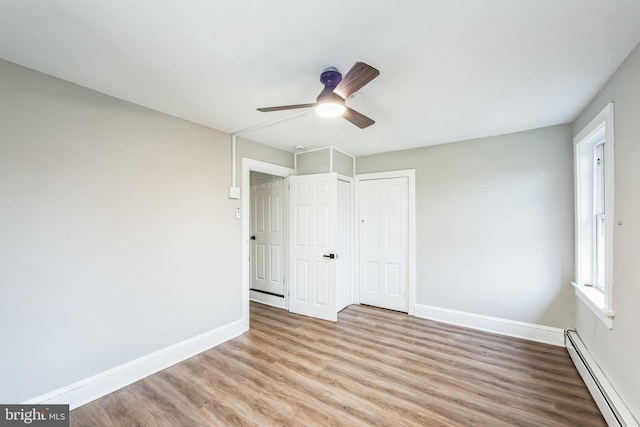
[
  {"xmin": 249, "ymin": 171, "xmax": 286, "ymax": 308},
  {"xmin": 241, "ymin": 159, "xmax": 295, "ymax": 327}
]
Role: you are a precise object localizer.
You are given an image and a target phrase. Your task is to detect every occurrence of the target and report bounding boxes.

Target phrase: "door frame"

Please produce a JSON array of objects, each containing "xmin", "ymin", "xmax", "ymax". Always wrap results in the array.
[
  {"xmin": 242, "ymin": 158, "xmax": 295, "ymax": 327},
  {"xmin": 249, "ymin": 173, "xmax": 287, "ymax": 308},
  {"xmin": 355, "ymin": 169, "xmax": 416, "ymax": 315},
  {"xmin": 337, "ymin": 175, "xmax": 354, "ymax": 312}
]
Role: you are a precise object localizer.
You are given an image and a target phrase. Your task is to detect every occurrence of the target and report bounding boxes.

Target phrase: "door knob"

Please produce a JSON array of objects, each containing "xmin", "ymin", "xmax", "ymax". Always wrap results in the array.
[
  {"xmin": 250, "ymin": 235, "xmax": 256, "ymax": 240},
  {"xmin": 323, "ymin": 253, "xmax": 336, "ymax": 259}
]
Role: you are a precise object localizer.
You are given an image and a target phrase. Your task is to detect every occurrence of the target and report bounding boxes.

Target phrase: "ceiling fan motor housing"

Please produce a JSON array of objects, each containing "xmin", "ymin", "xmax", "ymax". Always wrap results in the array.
[{"xmin": 320, "ymin": 67, "xmax": 342, "ymax": 95}]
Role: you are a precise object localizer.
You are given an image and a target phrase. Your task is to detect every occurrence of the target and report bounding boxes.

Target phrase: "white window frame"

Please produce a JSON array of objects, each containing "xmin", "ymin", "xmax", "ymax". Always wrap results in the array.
[{"xmin": 573, "ymin": 103, "xmax": 614, "ymax": 329}]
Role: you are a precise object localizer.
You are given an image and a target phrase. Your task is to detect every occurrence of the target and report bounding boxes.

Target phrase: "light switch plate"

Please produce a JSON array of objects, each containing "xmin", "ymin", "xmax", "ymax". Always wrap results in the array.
[{"xmin": 228, "ymin": 186, "xmax": 240, "ymax": 199}]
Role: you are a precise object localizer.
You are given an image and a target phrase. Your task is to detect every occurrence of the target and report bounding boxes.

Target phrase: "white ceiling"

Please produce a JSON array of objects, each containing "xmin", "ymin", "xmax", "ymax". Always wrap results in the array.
[{"xmin": 1, "ymin": 1, "xmax": 640, "ymax": 156}]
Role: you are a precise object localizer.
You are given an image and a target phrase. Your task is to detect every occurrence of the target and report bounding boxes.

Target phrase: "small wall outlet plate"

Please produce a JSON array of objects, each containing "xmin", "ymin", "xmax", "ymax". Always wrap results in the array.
[{"xmin": 228, "ymin": 186, "xmax": 240, "ymax": 199}]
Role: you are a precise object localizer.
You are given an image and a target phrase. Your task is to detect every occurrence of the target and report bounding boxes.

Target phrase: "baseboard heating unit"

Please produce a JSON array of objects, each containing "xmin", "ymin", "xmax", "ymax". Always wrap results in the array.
[{"xmin": 565, "ymin": 329, "xmax": 639, "ymax": 427}]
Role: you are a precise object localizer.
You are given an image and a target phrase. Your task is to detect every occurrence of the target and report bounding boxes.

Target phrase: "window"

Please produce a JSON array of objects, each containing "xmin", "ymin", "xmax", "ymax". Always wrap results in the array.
[
  {"xmin": 573, "ymin": 103, "xmax": 614, "ymax": 329},
  {"xmin": 593, "ymin": 142, "xmax": 605, "ymax": 292}
]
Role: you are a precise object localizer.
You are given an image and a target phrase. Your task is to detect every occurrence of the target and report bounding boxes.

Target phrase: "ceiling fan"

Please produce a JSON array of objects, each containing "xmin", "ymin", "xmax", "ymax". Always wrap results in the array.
[{"xmin": 257, "ymin": 62, "xmax": 380, "ymax": 129}]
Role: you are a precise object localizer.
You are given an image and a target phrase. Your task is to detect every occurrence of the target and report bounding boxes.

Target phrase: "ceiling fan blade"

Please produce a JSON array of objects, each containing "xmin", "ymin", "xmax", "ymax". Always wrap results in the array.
[
  {"xmin": 343, "ymin": 107, "xmax": 375, "ymax": 129},
  {"xmin": 257, "ymin": 103, "xmax": 316, "ymax": 112},
  {"xmin": 334, "ymin": 62, "xmax": 380, "ymax": 99}
]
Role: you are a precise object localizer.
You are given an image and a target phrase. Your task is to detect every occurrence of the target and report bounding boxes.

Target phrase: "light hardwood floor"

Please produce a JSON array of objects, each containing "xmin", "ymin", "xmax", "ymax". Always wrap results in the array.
[{"xmin": 71, "ymin": 302, "xmax": 605, "ymax": 426}]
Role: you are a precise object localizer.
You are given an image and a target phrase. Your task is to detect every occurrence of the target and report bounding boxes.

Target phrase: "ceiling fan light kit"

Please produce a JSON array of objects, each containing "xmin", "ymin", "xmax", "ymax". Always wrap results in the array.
[
  {"xmin": 257, "ymin": 62, "xmax": 380, "ymax": 128},
  {"xmin": 315, "ymin": 92, "xmax": 346, "ymax": 117}
]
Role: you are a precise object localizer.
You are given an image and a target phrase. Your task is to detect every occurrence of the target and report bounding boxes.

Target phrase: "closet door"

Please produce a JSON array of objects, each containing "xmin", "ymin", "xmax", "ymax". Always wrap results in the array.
[
  {"xmin": 358, "ymin": 177, "xmax": 409, "ymax": 312},
  {"xmin": 289, "ymin": 173, "xmax": 338, "ymax": 321}
]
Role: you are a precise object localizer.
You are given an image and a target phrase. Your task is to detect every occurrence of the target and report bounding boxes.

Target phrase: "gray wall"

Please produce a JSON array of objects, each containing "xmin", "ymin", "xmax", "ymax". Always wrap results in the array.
[
  {"xmin": 572, "ymin": 42, "xmax": 640, "ymax": 419},
  {"xmin": 237, "ymin": 136, "xmax": 294, "ymax": 172},
  {"xmin": 295, "ymin": 147, "xmax": 354, "ymax": 177},
  {"xmin": 0, "ymin": 59, "xmax": 286, "ymax": 403},
  {"xmin": 332, "ymin": 149, "xmax": 354, "ymax": 177},
  {"xmin": 296, "ymin": 148, "xmax": 330, "ymax": 175},
  {"xmin": 357, "ymin": 124, "xmax": 575, "ymax": 328}
]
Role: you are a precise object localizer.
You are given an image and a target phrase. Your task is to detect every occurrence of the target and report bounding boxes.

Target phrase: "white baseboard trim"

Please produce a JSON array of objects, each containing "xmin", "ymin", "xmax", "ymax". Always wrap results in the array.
[
  {"xmin": 24, "ymin": 319, "xmax": 248, "ymax": 410},
  {"xmin": 250, "ymin": 290, "xmax": 286, "ymax": 309},
  {"xmin": 414, "ymin": 304, "xmax": 564, "ymax": 346}
]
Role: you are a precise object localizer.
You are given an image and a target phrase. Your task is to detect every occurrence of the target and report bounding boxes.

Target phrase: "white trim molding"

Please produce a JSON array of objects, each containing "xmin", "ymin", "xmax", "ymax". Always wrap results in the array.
[
  {"xmin": 414, "ymin": 304, "xmax": 565, "ymax": 346},
  {"xmin": 24, "ymin": 319, "xmax": 246, "ymax": 410},
  {"xmin": 572, "ymin": 282, "xmax": 614, "ymax": 329},
  {"xmin": 573, "ymin": 102, "xmax": 615, "ymax": 329}
]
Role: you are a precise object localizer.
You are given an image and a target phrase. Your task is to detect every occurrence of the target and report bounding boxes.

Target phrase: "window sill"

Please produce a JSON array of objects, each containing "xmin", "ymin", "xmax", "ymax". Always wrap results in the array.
[{"xmin": 572, "ymin": 282, "xmax": 614, "ymax": 329}]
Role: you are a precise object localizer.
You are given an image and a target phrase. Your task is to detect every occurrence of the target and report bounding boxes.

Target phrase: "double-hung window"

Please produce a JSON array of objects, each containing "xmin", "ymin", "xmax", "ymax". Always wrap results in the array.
[{"xmin": 573, "ymin": 103, "xmax": 614, "ymax": 329}]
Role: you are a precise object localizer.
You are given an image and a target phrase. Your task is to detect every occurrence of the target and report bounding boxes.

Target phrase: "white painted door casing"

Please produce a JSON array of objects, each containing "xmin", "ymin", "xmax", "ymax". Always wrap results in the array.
[{"xmin": 242, "ymin": 158, "xmax": 295, "ymax": 329}]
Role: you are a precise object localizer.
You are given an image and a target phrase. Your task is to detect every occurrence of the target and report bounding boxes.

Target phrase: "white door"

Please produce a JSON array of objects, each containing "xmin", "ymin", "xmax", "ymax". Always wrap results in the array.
[
  {"xmin": 359, "ymin": 177, "xmax": 409, "ymax": 312},
  {"xmin": 289, "ymin": 173, "xmax": 338, "ymax": 322},
  {"xmin": 336, "ymin": 179, "xmax": 352, "ymax": 312},
  {"xmin": 250, "ymin": 174, "xmax": 284, "ymax": 296}
]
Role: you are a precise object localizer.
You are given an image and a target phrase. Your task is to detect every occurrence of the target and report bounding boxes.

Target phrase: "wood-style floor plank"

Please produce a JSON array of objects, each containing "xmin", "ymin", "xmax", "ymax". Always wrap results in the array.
[{"xmin": 71, "ymin": 302, "xmax": 605, "ymax": 426}]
